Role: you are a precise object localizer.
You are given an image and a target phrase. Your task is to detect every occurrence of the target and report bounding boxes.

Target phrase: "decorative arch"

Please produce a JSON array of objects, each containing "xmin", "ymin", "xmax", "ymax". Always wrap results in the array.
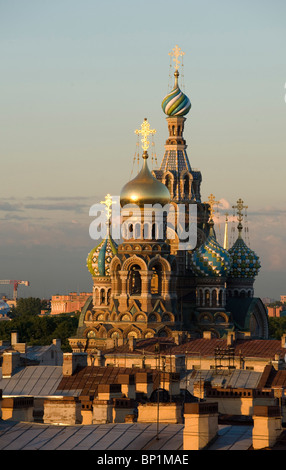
[
  {"xmin": 148, "ymin": 311, "xmax": 161, "ymax": 323},
  {"xmin": 97, "ymin": 325, "xmax": 108, "ymax": 338},
  {"xmin": 161, "ymin": 312, "xmax": 175, "ymax": 322},
  {"xmin": 157, "ymin": 326, "xmax": 172, "ymax": 337},
  {"xmin": 84, "ymin": 328, "xmax": 97, "ymax": 339},
  {"xmin": 122, "ymin": 254, "xmax": 148, "ymax": 272},
  {"xmin": 118, "ymin": 312, "xmax": 132, "ymax": 322},
  {"xmin": 85, "ymin": 310, "xmax": 93, "ymax": 322},
  {"xmin": 214, "ymin": 312, "xmax": 228, "ymax": 323},
  {"xmin": 123, "ymin": 325, "xmax": 141, "ymax": 339},
  {"xmin": 198, "ymin": 312, "xmax": 213, "ymax": 324},
  {"xmin": 133, "ymin": 312, "xmax": 147, "ymax": 323},
  {"xmin": 144, "ymin": 329, "xmax": 155, "ymax": 338},
  {"xmin": 108, "ymin": 327, "xmax": 123, "ymax": 339},
  {"xmin": 148, "ymin": 255, "xmax": 171, "ymax": 272}
]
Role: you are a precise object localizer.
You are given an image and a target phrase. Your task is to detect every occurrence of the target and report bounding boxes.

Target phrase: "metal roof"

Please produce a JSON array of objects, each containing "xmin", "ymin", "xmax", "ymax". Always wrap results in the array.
[
  {"xmin": 183, "ymin": 369, "xmax": 262, "ymax": 394},
  {"xmin": 0, "ymin": 420, "xmax": 253, "ymax": 450},
  {"xmin": 0, "ymin": 366, "xmax": 63, "ymax": 397}
]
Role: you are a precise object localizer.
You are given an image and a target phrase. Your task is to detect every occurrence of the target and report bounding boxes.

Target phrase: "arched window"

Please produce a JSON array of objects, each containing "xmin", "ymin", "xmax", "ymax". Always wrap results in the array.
[
  {"xmin": 151, "ymin": 264, "xmax": 162, "ymax": 295},
  {"xmin": 212, "ymin": 290, "xmax": 217, "ymax": 307},
  {"xmin": 100, "ymin": 289, "xmax": 106, "ymax": 304},
  {"xmin": 165, "ymin": 175, "xmax": 172, "ymax": 195},
  {"xmin": 143, "ymin": 223, "xmax": 150, "ymax": 239},
  {"xmin": 183, "ymin": 175, "xmax": 189, "ymax": 198},
  {"xmin": 135, "ymin": 223, "xmax": 141, "ymax": 239},
  {"xmin": 129, "ymin": 264, "xmax": 141, "ymax": 296},
  {"xmin": 205, "ymin": 289, "xmax": 210, "ymax": 307}
]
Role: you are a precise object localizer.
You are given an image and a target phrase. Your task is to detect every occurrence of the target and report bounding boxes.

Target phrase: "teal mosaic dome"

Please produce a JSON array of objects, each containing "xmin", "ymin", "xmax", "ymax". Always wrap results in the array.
[
  {"xmin": 86, "ymin": 233, "xmax": 118, "ymax": 277},
  {"xmin": 162, "ymin": 72, "xmax": 191, "ymax": 117},
  {"xmin": 228, "ymin": 237, "xmax": 260, "ymax": 279},
  {"xmin": 190, "ymin": 227, "xmax": 232, "ymax": 278}
]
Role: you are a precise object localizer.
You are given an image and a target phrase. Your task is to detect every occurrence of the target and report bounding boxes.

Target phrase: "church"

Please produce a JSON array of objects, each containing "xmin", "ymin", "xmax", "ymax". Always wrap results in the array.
[{"xmin": 68, "ymin": 46, "xmax": 268, "ymax": 355}]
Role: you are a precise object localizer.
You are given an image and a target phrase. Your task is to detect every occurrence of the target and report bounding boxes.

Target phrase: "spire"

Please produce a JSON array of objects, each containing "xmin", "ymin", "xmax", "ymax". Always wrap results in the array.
[
  {"xmin": 232, "ymin": 198, "xmax": 248, "ymax": 239},
  {"xmin": 223, "ymin": 213, "xmax": 229, "ymax": 250},
  {"xmin": 204, "ymin": 193, "xmax": 220, "ymax": 230}
]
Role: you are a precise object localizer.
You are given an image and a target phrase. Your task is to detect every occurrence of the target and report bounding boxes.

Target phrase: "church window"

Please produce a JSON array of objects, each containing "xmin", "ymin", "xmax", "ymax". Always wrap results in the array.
[
  {"xmin": 183, "ymin": 175, "xmax": 189, "ymax": 198},
  {"xmin": 151, "ymin": 264, "xmax": 162, "ymax": 294},
  {"xmin": 205, "ymin": 289, "xmax": 210, "ymax": 306},
  {"xmin": 129, "ymin": 264, "xmax": 141, "ymax": 296},
  {"xmin": 100, "ymin": 289, "xmax": 106, "ymax": 304},
  {"xmin": 165, "ymin": 175, "xmax": 172, "ymax": 194}
]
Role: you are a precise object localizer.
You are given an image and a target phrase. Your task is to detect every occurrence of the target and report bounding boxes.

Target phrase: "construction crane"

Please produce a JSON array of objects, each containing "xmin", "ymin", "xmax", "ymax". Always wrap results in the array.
[{"xmin": 0, "ymin": 280, "xmax": 30, "ymax": 301}]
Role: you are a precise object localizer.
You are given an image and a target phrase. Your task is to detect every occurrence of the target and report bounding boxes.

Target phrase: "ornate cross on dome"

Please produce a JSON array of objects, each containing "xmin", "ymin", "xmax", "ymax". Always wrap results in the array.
[
  {"xmin": 135, "ymin": 118, "xmax": 156, "ymax": 152},
  {"xmin": 205, "ymin": 193, "xmax": 220, "ymax": 220},
  {"xmin": 232, "ymin": 198, "xmax": 248, "ymax": 235},
  {"xmin": 100, "ymin": 193, "xmax": 115, "ymax": 221},
  {"xmin": 168, "ymin": 45, "xmax": 185, "ymax": 71}
]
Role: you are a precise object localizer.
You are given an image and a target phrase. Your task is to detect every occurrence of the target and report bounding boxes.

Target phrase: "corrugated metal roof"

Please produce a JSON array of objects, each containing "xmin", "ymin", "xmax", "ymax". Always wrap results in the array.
[
  {"xmin": 0, "ymin": 366, "xmax": 63, "ymax": 397},
  {"xmin": 183, "ymin": 369, "xmax": 262, "ymax": 394},
  {"xmin": 0, "ymin": 420, "xmax": 252, "ymax": 450}
]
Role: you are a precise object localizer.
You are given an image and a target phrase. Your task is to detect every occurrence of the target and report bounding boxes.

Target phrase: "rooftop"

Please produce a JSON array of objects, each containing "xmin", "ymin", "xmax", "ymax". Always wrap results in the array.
[{"xmin": 0, "ymin": 420, "xmax": 253, "ymax": 451}]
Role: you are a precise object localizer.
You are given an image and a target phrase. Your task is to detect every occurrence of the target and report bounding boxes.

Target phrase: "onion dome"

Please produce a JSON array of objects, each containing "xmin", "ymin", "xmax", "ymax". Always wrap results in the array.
[
  {"xmin": 190, "ymin": 222, "xmax": 232, "ymax": 277},
  {"xmin": 86, "ymin": 229, "xmax": 118, "ymax": 277},
  {"xmin": 120, "ymin": 151, "xmax": 170, "ymax": 207},
  {"xmin": 228, "ymin": 237, "xmax": 261, "ymax": 279},
  {"xmin": 162, "ymin": 71, "xmax": 191, "ymax": 117}
]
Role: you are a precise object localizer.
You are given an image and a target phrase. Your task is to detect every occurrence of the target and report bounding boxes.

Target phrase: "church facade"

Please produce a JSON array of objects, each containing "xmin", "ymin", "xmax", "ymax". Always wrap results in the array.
[{"xmin": 68, "ymin": 47, "xmax": 268, "ymax": 355}]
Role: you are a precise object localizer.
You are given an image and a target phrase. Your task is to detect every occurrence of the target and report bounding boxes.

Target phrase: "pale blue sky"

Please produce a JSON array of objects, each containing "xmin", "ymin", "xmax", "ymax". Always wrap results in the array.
[{"xmin": 0, "ymin": 0, "xmax": 285, "ymax": 299}]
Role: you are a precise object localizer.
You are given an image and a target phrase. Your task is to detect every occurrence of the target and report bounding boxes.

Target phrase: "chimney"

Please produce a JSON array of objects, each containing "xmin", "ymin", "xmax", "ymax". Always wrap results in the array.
[
  {"xmin": 183, "ymin": 402, "xmax": 219, "ymax": 450},
  {"xmin": 203, "ymin": 331, "xmax": 212, "ymax": 340},
  {"xmin": 11, "ymin": 331, "xmax": 19, "ymax": 346},
  {"xmin": 2, "ymin": 351, "xmax": 21, "ymax": 378},
  {"xmin": 252, "ymin": 406, "xmax": 283, "ymax": 449},
  {"xmin": 227, "ymin": 331, "xmax": 236, "ymax": 347},
  {"xmin": 52, "ymin": 339, "xmax": 61, "ymax": 349},
  {"xmin": 281, "ymin": 334, "xmax": 286, "ymax": 348},
  {"xmin": 129, "ymin": 337, "xmax": 136, "ymax": 352},
  {"xmin": 63, "ymin": 352, "xmax": 87, "ymax": 376}
]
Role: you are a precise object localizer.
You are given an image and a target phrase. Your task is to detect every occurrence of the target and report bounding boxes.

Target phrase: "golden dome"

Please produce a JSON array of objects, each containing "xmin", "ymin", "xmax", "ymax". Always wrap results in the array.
[{"xmin": 120, "ymin": 152, "xmax": 170, "ymax": 207}]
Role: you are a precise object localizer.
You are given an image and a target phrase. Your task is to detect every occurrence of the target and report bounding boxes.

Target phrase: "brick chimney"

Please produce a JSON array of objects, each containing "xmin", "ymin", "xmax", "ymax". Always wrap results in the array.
[
  {"xmin": 63, "ymin": 352, "xmax": 87, "ymax": 376},
  {"xmin": 2, "ymin": 351, "xmax": 21, "ymax": 378},
  {"xmin": 227, "ymin": 331, "xmax": 236, "ymax": 347}
]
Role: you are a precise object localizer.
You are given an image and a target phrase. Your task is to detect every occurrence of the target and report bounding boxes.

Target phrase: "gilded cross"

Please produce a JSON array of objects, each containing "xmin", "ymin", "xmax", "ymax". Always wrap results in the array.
[
  {"xmin": 232, "ymin": 198, "xmax": 248, "ymax": 234},
  {"xmin": 135, "ymin": 118, "xmax": 156, "ymax": 152},
  {"xmin": 100, "ymin": 193, "xmax": 115, "ymax": 220},
  {"xmin": 204, "ymin": 193, "xmax": 220, "ymax": 220},
  {"xmin": 168, "ymin": 45, "xmax": 185, "ymax": 71}
]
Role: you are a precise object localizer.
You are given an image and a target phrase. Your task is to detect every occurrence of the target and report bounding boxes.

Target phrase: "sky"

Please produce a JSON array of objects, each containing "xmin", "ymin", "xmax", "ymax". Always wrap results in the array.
[{"xmin": 0, "ymin": 0, "xmax": 285, "ymax": 300}]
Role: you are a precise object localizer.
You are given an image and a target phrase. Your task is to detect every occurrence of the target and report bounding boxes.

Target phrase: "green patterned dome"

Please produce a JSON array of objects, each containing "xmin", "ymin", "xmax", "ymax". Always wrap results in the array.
[
  {"xmin": 228, "ymin": 237, "xmax": 260, "ymax": 279},
  {"xmin": 161, "ymin": 71, "xmax": 191, "ymax": 117},
  {"xmin": 87, "ymin": 232, "xmax": 118, "ymax": 277},
  {"xmin": 190, "ymin": 225, "xmax": 232, "ymax": 278}
]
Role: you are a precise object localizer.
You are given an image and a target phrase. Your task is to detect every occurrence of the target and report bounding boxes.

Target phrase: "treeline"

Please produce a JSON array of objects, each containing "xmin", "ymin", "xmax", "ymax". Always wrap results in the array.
[
  {"xmin": 268, "ymin": 316, "xmax": 286, "ymax": 340},
  {"xmin": 0, "ymin": 297, "xmax": 79, "ymax": 352}
]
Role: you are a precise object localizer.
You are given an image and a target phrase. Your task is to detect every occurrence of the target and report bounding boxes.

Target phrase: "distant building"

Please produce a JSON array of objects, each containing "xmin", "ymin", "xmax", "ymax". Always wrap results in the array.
[
  {"xmin": 267, "ymin": 306, "xmax": 286, "ymax": 318},
  {"xmin": 0, "ymin": 299, "xmax": 11, "ymax": 321},
  {"xmin": 281, "ymin": 295, "xmax": 286, "ymax": 304},
  {"xmin": 51, "ymin": 292, "xmax": 92, "ymax": 315}
]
